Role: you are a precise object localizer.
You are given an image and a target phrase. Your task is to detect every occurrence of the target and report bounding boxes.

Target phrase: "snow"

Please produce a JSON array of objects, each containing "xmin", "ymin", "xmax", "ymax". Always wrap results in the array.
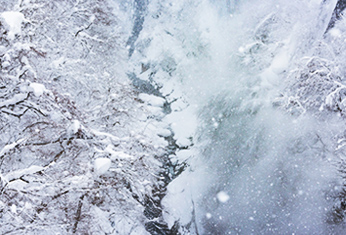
[
  {"xmin": 165, "ymin": 106, "xmax": 197, "ymax": 148},
  {"xmin": 155, "ymin": 1, "xmax": 344, "ymax": 233},
  {"xmin": 0, "ymin": 138, "xmax": 26, "ymax": 157},
  {"xmin": 104, "ymin": 145, "xmax": 136, "ymax": 160},
  {"xmin": 67, "ymin": 120, "xmax": 81, "ymax": 136},
  {"xmin": 329, "ymin": 28, "xmax": 342, "ymax": 38},
  {"xmin": 238, "ymin": 46, "xmax": 245, "ymax": 53},
  {"xmin": 0, "ymin": 1, "xmax": 170, "ymax": 234},
  {"xmin": 90, "ymin": 206, "xmax": 114, "ymax": 233},
  {"xmin": 146, "ymin": 105, "xmax": 165, "ymax": 117},
  {"xmin": 2, "ymin": 0, "xmax": 346, "ymax": 234},
  {"xmin": 174, "ymin": 149, "xmax": 193, "ymax": 162},
  {"xmin": 51, "ymin": 57, "xmax": 66, "ymax": 68},
  {"xmin": 260, "ymin": 68, "xmax": 279, "ymax": 88},
  {"xmin": 0, "ymin": 45, "xmax": 6, "ymax": 54},
  {"xmin": 91, "ymin": 129, "xmax": 120, "ymax": 143},
  {"xmin": 138, "ymin": 93, "xmax": 166, "ymax": 107},
  {"xmin": 0, "ymin": 11, "xmax": 25, "ymax": 40},
  {"xmin": 29, "ymin": 82, "xmax": 47, "ymax": 96},
  {"xmin": 216, "ymin": 191, "xmax": 230, "ymax": 203},
  {"xmin": 5, "ymin": 165, "xmax": 44, "ymax": 181},
  {"xmin": 94, "ymin": 158, "xmax": 111, "ymax": 175},
  {"xmin": 270, "ymin": 48, "xmax": 290, "ymax": 74},
  {"xmin": 157, "ymin": 128, "xmax": 171, "ymax": 137},
  {"xmin": 7, "ymin": 180, "xmax": 28, "ymax": 191},
  {"xmin": 10, "ymin": 204, "xmax": 17, "ymax": 214},
  {"xmin": 176, "ymin": 137, "xmax": 191, "ymax": 148},
  {"xmin": 170, "ymin": 98, "xmax": 189, "ymax": 112},
  {"xmin": 0, "ymin": 93, "xmax": 27, "ymax": 108},
  {"xmin": 206, "ymin": 213, "xmax": 212, "ymax": 219}
]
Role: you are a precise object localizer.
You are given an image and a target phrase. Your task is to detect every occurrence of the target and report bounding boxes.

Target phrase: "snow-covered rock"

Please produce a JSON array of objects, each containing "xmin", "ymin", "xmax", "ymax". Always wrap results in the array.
[{"xmin": 138, "ymin": 93, "xmax": 166, "ymax": 107}]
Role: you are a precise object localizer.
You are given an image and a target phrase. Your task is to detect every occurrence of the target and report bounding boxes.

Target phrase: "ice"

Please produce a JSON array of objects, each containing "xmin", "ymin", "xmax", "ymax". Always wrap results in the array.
[
  {"xmin": 94, "ymin": 158, "xmax": 111, "ymax": 175},
  {"xmin": 0, "ymin": 12, "xmax": 25, "ymax": 40},
  {"xmin": 216, "ymin": 191, "xmax": 230, "ymax": 203}
]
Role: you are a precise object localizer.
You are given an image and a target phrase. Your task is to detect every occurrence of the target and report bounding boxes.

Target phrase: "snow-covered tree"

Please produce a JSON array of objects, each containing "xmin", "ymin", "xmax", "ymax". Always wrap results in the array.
[{"xmin": 0, "ymin": 0, "xmax": 173, "ymax": 234}]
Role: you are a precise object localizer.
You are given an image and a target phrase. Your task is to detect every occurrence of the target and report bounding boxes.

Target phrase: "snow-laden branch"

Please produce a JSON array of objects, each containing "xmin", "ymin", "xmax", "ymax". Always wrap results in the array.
[
  {"xmin": 4, "ymin": 165, "xmax": 44, "ymax": 182},
  {"xmin": 0, "ymin": 93, "xmax": 28, "ymax": 109},
  {"xmin": 0, "ymin": 138, "xmax": 26, "ymax": 158}
]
